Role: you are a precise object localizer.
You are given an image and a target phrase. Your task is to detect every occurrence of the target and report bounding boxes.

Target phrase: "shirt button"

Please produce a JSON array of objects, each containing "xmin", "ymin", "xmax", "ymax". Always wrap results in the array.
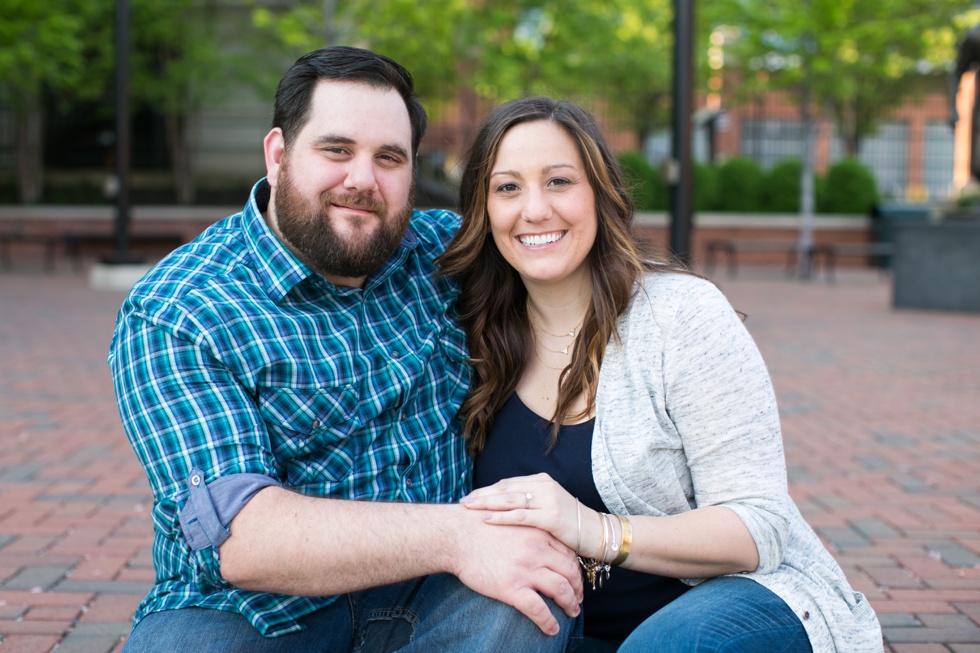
[
  {"xmin": 311, "ymin": 419, "xmax": 320, "ymax": 429},
  {"xmin": 405, "ymin": 479, "xmax": 413, "ymax": 488},
  {"xmin": 392, "ymin": 350, "xmax": 402, "ymax": 359},
  {"xmin": 190, "ymin": 474, "xmax": 201, "ymax": 486}
]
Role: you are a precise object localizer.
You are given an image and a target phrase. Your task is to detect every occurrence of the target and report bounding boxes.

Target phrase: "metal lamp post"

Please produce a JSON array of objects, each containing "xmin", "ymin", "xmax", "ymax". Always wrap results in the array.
[
  {"xmin": 104, "ymin": 0, "xmax": 143, "ymax": 265},
  {"xmin": 669, "ymin": 0, "xmax": 695, "ymax": 265}
]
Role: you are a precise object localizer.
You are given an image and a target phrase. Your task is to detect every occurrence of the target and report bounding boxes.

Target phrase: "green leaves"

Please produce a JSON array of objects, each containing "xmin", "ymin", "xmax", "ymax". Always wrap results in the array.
[
  {"xmin": 0, "ymin": 0, "xmax": 89, "ymax": 107},
  {"xmin": 248, "ymin": 0, "xmax": 676, "ymax": 142},
  {"xmin": 716, "ymin": 0, "xmax": 971, "ymax": 153}
]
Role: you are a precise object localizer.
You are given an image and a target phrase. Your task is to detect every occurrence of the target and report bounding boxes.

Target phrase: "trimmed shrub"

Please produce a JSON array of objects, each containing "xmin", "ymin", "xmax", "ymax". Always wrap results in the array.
[
  {"xmin": 815, "ymin": 173, "xmax": 829, "ymax": 213},
  {"xmin": 616, "ymin": 151, "xmax": 660, "ymax": 211},
  {"xmin": 715, "ymin": 156, "xmax": 765, "ymax": 211},
  {"xmin": 763, "ymin": 158, "xmax": 801, "ymax": 213},
  {"xmin": 819, "ymin": 157, "xmax": 878, "ymax": 214},
  {"xmin": 693, "ymin": 162, "xmax": 718, "ymax": 211}
]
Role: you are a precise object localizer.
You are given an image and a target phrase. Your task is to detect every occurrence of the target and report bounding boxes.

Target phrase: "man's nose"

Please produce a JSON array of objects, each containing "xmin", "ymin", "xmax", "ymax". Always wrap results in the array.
[{"xmin": 344, "ymin": 155, "xmax": 379, "ymax": 192}]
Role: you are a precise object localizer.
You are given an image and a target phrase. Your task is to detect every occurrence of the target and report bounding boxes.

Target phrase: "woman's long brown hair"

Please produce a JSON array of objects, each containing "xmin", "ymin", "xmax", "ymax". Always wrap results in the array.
[{"xmin": 437, "ymin": 97, "xmax": 658, "ymax": 455}]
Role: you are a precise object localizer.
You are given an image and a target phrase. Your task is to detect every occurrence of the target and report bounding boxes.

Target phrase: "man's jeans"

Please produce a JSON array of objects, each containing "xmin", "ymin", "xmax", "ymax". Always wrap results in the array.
[
  {"xmin": 122, "ymin": 573, "xmax": 576, "ymax": 653},
  {"xmin": 615, "ymin": 576, "xmax": 812, "ymax": 653}
]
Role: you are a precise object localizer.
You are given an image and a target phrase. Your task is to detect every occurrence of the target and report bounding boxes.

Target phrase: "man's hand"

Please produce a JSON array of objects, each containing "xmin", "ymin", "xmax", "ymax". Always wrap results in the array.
[
  {"xmin": 219, "ymin": 490, "xmax": 581, "ymax": 636},
  {"xmin": 446, "ymin": 507, "xmax": 583, "ymax": 636}
]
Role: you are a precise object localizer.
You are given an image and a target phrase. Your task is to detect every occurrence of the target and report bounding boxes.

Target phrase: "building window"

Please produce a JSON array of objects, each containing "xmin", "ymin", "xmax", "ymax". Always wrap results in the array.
[
  {"xmin": 831, "ymin": 121, "xmax": 908, "ymax": 199},
  {"xmin": 923, "ymin": 121, "xmax": 954, "ymax": 200}
]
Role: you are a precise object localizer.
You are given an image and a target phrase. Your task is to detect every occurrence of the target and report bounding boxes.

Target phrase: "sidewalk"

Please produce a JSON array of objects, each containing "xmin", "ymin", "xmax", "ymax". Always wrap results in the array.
[{"xmin": 0, "ymin": 264, "xmax": 978, "ymax": 652}]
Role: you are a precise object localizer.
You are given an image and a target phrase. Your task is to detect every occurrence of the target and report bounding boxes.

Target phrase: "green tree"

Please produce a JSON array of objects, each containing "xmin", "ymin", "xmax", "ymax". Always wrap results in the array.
[
  {"xmin": 719, "ymin": 0, "xmax": 968, "ymax": 155},
  {"xmin": 252, "ymin": 0, "xmax": 468, "ymax": 105},
  {"xmin": 586, "ymin": 0, "xmax": 675, "ymax": 147},
  {"xmin": 129, "ymin": 0, "xmax": 245, "ymax": 204},
  {"xmin": 712, "ymin": 0, "xmax": 966, "ymax": 273},
  {"xmin": 250, "ymin": 0, "xmax": 679, "ymax": 149},
  {"xmin": 0, "ymin": 0, "xmax": 106, "ymax": 202}
]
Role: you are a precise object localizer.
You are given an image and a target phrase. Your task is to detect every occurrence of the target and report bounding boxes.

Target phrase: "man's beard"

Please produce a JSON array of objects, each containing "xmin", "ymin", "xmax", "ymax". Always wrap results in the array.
[{"xmin": 273, "ymin": 157, "xmax": 413, "ymax": 279}]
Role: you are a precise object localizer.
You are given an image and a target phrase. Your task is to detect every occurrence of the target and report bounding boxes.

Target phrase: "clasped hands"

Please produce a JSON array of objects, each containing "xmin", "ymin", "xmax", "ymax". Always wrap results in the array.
[{"xmin": 462, "ymin": 473, "xmax": 603, "ymax": 568}]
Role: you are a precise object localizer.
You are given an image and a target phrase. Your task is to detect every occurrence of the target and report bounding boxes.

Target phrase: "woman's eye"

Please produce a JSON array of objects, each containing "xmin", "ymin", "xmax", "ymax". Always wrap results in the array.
[{"xmin": 495, "ymin": 183, "xmax": 519, "ymax": 193}]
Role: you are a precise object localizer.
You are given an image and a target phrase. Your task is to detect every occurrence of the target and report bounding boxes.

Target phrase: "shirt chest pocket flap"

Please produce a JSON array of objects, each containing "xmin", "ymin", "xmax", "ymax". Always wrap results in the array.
[{"xmin": 259, "ymin": 385, "xmax": 360, "ymax": 459}]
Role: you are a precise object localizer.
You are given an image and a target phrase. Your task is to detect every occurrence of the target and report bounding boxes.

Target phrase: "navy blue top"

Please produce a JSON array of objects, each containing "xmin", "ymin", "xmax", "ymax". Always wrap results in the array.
[{"xmin": 473, "ymin": 392, "xmax": 689, "ymax": 641}]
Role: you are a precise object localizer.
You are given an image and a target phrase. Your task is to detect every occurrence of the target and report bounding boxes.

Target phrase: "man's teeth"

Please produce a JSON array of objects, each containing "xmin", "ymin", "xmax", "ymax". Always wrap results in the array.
[{"xmin": 520, "ymin": 232, "xmax": 563, "ymax": 246}]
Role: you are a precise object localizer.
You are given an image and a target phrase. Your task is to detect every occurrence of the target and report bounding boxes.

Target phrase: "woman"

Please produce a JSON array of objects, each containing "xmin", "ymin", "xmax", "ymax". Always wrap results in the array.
[{"xmin": 437, "ymin": 97, "xmax": 881, "ymax": 652}]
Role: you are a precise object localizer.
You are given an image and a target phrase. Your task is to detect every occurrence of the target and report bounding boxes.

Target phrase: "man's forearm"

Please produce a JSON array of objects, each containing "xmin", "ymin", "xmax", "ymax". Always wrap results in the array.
[
  {"xmin": 218, "ymin": 486, "xmax": 583, "ymax": 636},
  {"xmin": 219, "ymin": 486, "xmax": 462, "ymax": 595}
]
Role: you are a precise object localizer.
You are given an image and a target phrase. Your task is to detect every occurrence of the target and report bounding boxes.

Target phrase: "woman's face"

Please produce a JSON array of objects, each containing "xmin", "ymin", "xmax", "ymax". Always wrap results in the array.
[{"xmin": 485, "ymin": 120, "xmax": 598, "ymax": 290}]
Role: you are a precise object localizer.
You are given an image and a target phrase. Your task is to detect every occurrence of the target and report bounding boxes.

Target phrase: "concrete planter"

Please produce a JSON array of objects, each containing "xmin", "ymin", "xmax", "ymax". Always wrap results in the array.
[{"xmin": 892, "ymin": 219, "xmax": 980, "ymax": 313}]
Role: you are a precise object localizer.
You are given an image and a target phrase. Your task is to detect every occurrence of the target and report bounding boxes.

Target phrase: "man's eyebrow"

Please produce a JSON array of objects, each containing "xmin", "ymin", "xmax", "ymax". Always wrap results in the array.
[
  {"xmin": 378, "ymin": 143, "xmax": 410, "ymax": 160},
  {"xmin": 311, "ymin": 134, "xmax": 410, "ymax": 160},
  {"xmin": 312, "ymin": 134, "xmax": 355, "ymax": 147}
]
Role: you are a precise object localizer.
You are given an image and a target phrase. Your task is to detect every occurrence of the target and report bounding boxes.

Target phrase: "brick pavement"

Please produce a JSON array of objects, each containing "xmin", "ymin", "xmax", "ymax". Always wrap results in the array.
[{"xmin": 0, "ymin": 263, "xmax": 978, "ymax": 652}]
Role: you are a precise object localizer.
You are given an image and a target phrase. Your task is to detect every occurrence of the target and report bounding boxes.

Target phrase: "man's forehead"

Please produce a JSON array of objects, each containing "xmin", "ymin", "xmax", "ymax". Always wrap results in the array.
[{"xmin": 304, "ymin": 80, "xmax": 412, "ymax": 147}]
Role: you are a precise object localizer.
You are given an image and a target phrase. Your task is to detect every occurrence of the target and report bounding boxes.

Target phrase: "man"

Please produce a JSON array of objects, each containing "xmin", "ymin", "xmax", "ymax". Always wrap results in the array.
[{"xmin": 109, "ymin": 46, "xmax": 582, "ymax": 652}]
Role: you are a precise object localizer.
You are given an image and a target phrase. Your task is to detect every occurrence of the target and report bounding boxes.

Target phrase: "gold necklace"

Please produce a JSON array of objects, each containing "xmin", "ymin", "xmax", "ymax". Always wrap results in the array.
[
  {"xmin": 537, "ymin": 339, "xmax": 572, "ymax": 355},
  {"xmin": 524, "ymin": 297, "xmax": 585, "ymax": 336},
  {"xmin": 527, "ymin": 308, "xmax": 582, "ymax": 338},
  {"xmin": 531, "ymin": 339, "xmax": 571, "ymax": 371}
]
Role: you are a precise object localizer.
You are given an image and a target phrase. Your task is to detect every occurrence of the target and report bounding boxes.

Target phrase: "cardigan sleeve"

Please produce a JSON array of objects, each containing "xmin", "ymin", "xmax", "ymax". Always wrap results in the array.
[{"xmin": 659, "ymin": 278, "xmax": 791, "ymax": 575}]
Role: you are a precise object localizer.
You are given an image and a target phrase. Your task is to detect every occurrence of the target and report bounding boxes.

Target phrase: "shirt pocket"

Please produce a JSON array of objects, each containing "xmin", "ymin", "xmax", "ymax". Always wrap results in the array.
[{"xmin": 258, "ymin": 385, "xmax": 360, "ymax": 483}]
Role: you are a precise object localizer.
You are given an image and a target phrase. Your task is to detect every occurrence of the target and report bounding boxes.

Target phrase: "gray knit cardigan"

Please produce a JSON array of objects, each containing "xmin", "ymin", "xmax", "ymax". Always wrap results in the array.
[{"xmin": 591, "ymin": 272, "xmax": 882, "ymax": 652}]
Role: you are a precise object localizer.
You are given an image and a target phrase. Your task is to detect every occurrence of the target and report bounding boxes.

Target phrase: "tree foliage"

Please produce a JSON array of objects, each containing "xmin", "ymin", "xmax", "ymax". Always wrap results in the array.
[
  {"xmin": 717, "ymin": 0, "xmax": 969, "ymax": 154},
  {"xmin": 128, "ymin": 0, "xmax": 239, "ymax": 202},
  {"xmin": 1, "ymin": 0, "xmax": 248, "ymax": 203},
  {"xmin": 0, "ymin": 0, "xmax": 108, "ymax": 201},
  {"xmin": 249, "ymin": 0, "xmax": 678, "ymax": 146}
]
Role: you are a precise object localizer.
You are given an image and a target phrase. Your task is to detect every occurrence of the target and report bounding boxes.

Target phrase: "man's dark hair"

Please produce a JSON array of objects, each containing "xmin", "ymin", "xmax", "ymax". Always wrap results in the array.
[{"xmin": 273, "ymin": 46, "xmax": 427, "ymax": 156}]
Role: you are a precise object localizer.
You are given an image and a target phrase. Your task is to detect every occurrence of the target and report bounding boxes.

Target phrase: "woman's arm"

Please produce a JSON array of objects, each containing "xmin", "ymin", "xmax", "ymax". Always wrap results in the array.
[
  {"xmin": 463, "ymin": 473, "xmax": 758, "ymax": 579},
  {"xmin": 464, "ymin": 276, "xmax": 789, "ymax": 581}
]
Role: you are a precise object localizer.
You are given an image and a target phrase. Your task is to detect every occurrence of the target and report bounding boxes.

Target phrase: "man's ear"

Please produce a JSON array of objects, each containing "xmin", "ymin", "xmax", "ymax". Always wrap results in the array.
[{"xmin": 264, "ymin": 128, "xmax": 285, "ymax": 188}]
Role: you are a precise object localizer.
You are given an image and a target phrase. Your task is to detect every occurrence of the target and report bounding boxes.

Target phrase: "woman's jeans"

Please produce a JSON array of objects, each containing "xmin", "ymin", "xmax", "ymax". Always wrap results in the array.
[
  {"xmin": 122, "ymin": 573, "xmax": 576, "ymax": 653},
  {"xmin": 612, "ymin": 576, "xmax": 813, "ymax": 653}
]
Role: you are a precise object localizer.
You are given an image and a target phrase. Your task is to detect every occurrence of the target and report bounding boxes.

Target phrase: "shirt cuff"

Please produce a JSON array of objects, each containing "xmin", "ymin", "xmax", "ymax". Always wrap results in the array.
[{"xmin": 179, "ymin": 469, "xmax": 280, "ymax": 551}]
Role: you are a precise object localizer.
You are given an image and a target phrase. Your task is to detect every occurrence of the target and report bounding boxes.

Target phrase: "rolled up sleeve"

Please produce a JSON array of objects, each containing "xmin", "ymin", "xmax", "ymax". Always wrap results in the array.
[
  {"xmin": 180, "ymin": 470, "xmax": 280, "ymax": 550},
  {"xmin": 110, "ymin": 304, "xmax": 282, "ymax": 588}
]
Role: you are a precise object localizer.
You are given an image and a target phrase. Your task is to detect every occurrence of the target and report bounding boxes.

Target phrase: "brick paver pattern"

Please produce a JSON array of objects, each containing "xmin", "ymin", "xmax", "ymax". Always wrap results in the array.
[{"xmin": 1, "ymin": 266, "xmax": 978, "ymax": 652}]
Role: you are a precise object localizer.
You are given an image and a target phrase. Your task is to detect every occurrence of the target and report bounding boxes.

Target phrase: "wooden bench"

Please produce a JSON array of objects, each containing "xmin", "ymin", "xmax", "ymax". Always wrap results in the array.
[
  {"xmin": 0, "ymin": 232, "xmax": 62, "ymax": 271},
  {"xmin": 704, "ymin": 239, "xmax": 828, "ymax": 277},
  {"xmin": 705, "ymin": 238, "xmax": 892, "ymax": 281},
  {"xmin": 820, "ymin": 242, "xmax": 894, "ymax": 281},
  {"xmin": 63, "ymin": 232, "xmax": 187, "ymax": 270}
]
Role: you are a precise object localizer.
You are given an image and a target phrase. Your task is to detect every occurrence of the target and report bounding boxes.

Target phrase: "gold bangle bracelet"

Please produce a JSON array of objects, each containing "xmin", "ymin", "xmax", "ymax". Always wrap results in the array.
[{"xmin": 612, "ymin": 515, "xmax": 632, "ymax": 565}]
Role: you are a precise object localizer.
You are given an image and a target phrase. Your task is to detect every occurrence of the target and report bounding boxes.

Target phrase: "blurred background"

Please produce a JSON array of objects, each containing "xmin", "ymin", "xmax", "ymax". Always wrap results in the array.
[{"xmin": 0, "ymin": 0, "xmax": 975, "ymax": 209}]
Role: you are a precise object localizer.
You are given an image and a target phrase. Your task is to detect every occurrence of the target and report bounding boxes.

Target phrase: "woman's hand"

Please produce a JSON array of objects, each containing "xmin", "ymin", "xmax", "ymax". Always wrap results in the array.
[{"xmin": 461, "ymin": 473, "xmax": 599, "ymax": 556}]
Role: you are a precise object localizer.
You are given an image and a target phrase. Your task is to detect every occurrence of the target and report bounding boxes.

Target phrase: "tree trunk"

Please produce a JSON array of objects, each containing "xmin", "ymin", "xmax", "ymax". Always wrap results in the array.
[
  {"xmin": 843, "ymin": 108, "xmax": 860, "ymax": 157},
  {"xmin": 165, "ymin": 113, "xmax": 195, "ymax": 205},
  {"xmin": 798, "ymin": 36, "xmax": 816, "ymax": 279},
  {"xmin": 15, "ymin": 100, "xmax": 44, "ymax": 204}
]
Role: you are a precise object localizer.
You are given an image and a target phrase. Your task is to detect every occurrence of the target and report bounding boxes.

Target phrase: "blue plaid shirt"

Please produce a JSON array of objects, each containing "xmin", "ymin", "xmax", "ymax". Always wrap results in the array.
[{"xmin": 109, "ymin": 180, "xmax": 472, "ymax": 637}]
